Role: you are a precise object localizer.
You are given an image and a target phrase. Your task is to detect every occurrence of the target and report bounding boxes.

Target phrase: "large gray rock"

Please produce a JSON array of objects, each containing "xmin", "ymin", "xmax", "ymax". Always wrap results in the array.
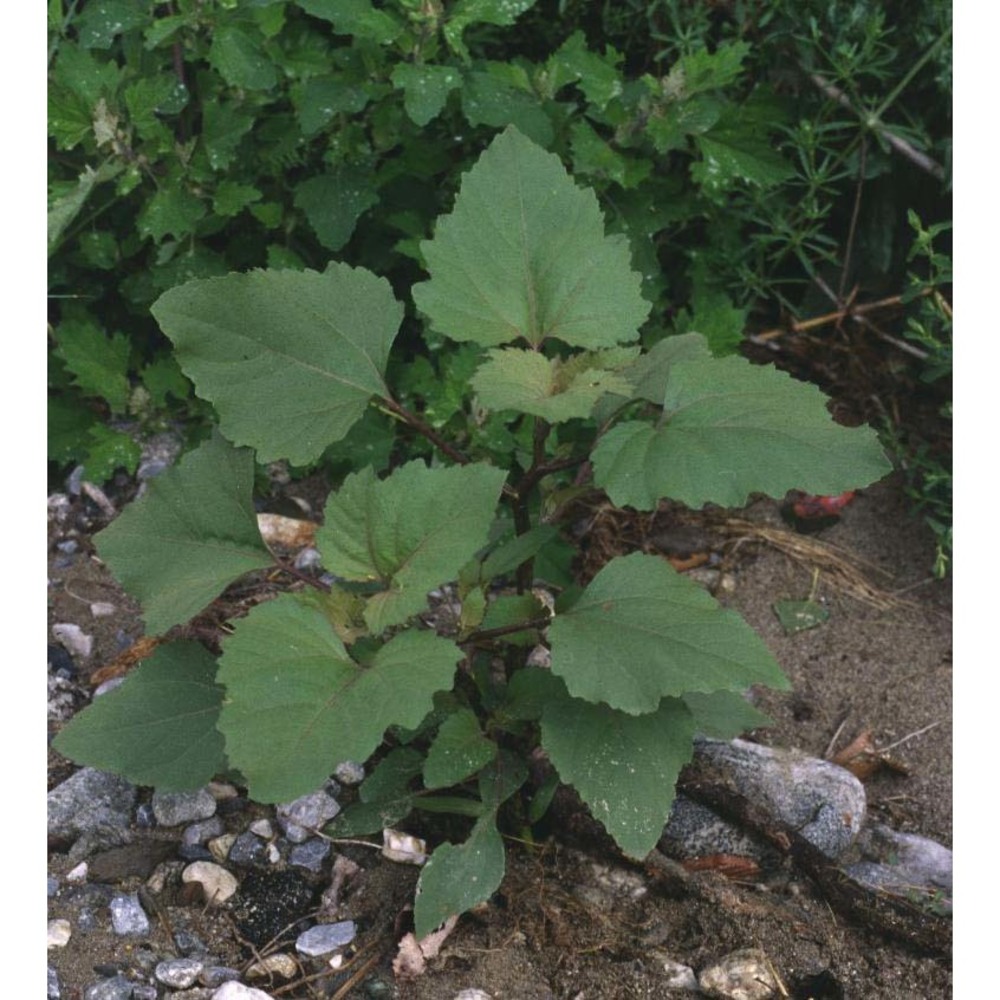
[
  {"xmin": 153, "ymin": 788, "xmax": 217, "ymax": 827},
  {"xmin": 48, "ymin": 768, "xmax": 137, "ymax": 844},
  {"xmin": 276, "ymin": 786, "xmax": 340, "ymax": 843},
  {"xmin": 692, "ymin": 738, "xmax": 865, "ymax": 859},
  {"xmin": 660, "ymin": 795, "xmax": 781, "ymax": 867}
]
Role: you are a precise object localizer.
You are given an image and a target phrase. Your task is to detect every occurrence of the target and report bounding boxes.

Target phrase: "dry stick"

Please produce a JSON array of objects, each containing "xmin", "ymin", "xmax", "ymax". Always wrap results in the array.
[
  {"xmin": 878, "ymin": 720, "xmax": 943, "ymax": 754},
  {"xmin": 809, "ymin": 73, "xmax": 946, "ymax": 181},
  {"xmin": 838, "ymin": 137, "xmax": 868, "ymax": 304}
]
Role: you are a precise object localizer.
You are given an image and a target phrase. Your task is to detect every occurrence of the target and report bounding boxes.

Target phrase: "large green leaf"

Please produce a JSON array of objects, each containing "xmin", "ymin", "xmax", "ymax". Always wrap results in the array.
[
  {"xmin": 541, "ymin": 681, "xmax": 696, "ymax": 859},
  {"xmin": 592, "ymin": 356, "xmax": 892, "ymax": 509},
  {"xmin": 151, "ymin": 264, "xmax": 402, "ymax": 465},
  {"xmin": 53, "ymin": 642, "xmax": 225, "ymax": 791},
  {"xmin": 682, "ymin": 690, "xmax": 773, "ymax": 739},
  {"xmin": 471, "ymin": 347, "xmax": 634, "ymax": 422},
  {"xmin": 95, "ymin": 432, "xmax": 272, "ymax": 634},
  {"xmin": 414, "ymin": 813, "xmax": 506, "ymax": 936},
  {"xmin": 316, "ymin": 461, "xmax": 507, "ymax": 633},
  {"xmin": 412, "ymin": 126, "xmax": 649, "ymax": 351},
  {"xmin": 548, "ymin": 552, "xmax": 788, "ymax": 715},
  {"xmin": 218, "ymin": 595, "xmax": 461, "ymax": 802},
  {"xmin": 423, "ymin": 709, "xmax": 497, "ymax": 790}
]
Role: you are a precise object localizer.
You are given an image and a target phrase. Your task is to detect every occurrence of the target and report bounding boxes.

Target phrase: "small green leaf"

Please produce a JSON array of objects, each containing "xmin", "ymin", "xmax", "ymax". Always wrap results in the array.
[
  {"xmin": 545, "ymin": 30, "xmax": 623, "ymax": 109},
  {"xmin": 80, "ymin": 425, "xmax": 142, "ymax": 483},
  {"xmin": 541, "ymin": 678, "xmax": 696, "ymax": 859},
  {"xmin": 423, "ymin": 709, "xmax": 497, "ymax": 789},
  {"xmin": 592, "ymin": 356, "xmax": 892, "ymax": 510},
  {"xmin": 361, "ymin": 748, "xmax": 425, "ymax": 802},
  {"xmin": 202, "ymin": 102, "xmax": 254, "ymax": 170},
  {"xmin": 294, "ymin": 169, "xmax": 379, "ymax": 251},
  {"xmin": 443, "ymin": 0, "xmax": 537, "ymax": 60},
  {"xmin": 94, "ymin": 432, "xmax": 273, "ymax": 634},
  {"xmin": 48, "ymin": 161, "xmax": 123, "ymax": 256},
  {"xmin": 138, "ymin": 187, "xmax": 206, "ymax": 243},
  {"xmin": 213, "ymin": 181, "xmax": 262, "ymax": 218},
  {"xmin": 218, "ymin": 595, "xmax": 462, "ymax": 802},
  {"xmin": 296, "ymin": 0, "xmax": 403, "ymax": 44},
  {"xmin": 391, "ymin": 64, "xmax": 462, "ymax": 126},
  {"xmin": 459, "ymin": 71, "xmax": 554, "ymax": 147},
  {"xmin": 413, "ymin": 127, "xmax": 649, "ymax": 351},
  {"xmin": 548, "ymin": 552, "xmax": 788, "ymax": 715},
  {"xmin": 53, "ymin": 642, "xmax": 225, "ymax": 790},
  {"xmin": 296, "ymin": 76, "xmax": 371, "ymax": 135},
  {"xmin": 471, "ymin": 348, "xmax": 634, "ymax": 422},
  {"xmin": 75, "ymin": 0, "xmax": 148, "ymax": 49},
  {"xmin": 773, "ymin": 599, "xmax": 830, "ymax": 634},
  {"xmin": 151, "ymin": 264, "xmax": 402, "ymax": 465},
  {"xmin": 51, "ymin": 317, "xmax": 131, "ymax": 412},
  {"xmin": 478, "ymin": 749, "xmax": 528, "ymax": 809},
  {"xmin": 209, "ymin": 26, "xmax": 278, "ymax": 90},
  {"xmin": 480, "ymin": 525, "xmax": 559, "ymax": 581},
  {"xmin": 414, "ymin": 813, "xmax": 506, "ymax": 936},
  {"xmin": 682, "ymin": 690, "xmax": 773, "ymax": 739},
  {"xmin": 316, "ymin": 461, "xmax": 507, "ymax": 633}
]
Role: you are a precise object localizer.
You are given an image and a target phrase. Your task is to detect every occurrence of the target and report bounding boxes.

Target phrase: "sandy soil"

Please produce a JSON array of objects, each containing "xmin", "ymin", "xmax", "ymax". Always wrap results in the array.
[{"xmin": 47, "ymin": 471, "xmax": 951, "ymax": 999}]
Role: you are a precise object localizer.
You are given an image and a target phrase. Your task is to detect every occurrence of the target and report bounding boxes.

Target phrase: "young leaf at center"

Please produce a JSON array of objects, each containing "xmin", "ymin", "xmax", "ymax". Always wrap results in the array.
[
  {"xmin": 316, "ymin": 461, "xmax": 507, "ymax": 633},
  {"xmin": 412, "ymin": 126, "xmax": 650, "ymax": 351}
]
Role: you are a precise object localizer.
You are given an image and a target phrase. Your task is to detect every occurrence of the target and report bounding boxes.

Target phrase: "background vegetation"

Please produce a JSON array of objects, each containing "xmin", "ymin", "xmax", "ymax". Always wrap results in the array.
[{"xmin": 47, "ymin": 0, "xmax": 952, "ymax": 570}]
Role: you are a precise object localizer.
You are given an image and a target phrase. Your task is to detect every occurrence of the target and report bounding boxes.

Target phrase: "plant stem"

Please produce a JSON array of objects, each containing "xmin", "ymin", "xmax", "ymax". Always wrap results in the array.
[
  {"xmin": 463, "ymin": 616, "xmax": 552, "ymax": 644},
  {"xmin": 270, "ymin": 555, "xmax": 331, "ymax": 592},
  {"xmin": 380, "ymin": 396, "xmax": 472, "ymax": 466}
]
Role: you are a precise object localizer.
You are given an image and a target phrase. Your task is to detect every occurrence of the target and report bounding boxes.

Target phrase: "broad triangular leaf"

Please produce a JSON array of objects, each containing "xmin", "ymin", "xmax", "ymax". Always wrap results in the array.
[
  {"xmin": 414, "ymin": 813, "xmax": 506, "ymax": 936},
  {"xmin": 540, "ymin": 677, "xmax": 696, "ymax": 859},
  {"xmin": 413, "ymin": 126, "xmax": 649, "ymax": 350},
  {"xmin": 151, "ymin": 264, "xmax": 402, "ymax": 465},
  {"xmin": 548, "ymin": 552, "xmax": 788, "ymax": 715},
  {"xmin": 471, "ymin": 347, "xmax": 635, "ymax": 422},
  {"xmin": 682, "ymin": 690, "xmax": 773, "ymax": 739},
  {"xmin": 217, "ymin": 595, "xmax": 461, "ymax": 802},
  {"xmin": 53, "ymin": 642, "xmax": 225, "ymax": 791},
  {"xmin": 423, "ymin": 709, "xmax": 497, "ymax": 789},
  {"xmin": 95, "ymin": 432, "xmax": 272, "ymax": 634},
  {"xmin": 592, "ymin": 356, "xmax": 891, "ymax": 509},
  {"xmin": 622, "ymin": 333, "xmax": 712, "ymax": 404},
  {"xmin": 316, "ymin": 461, "xmax": 507, "ymax": 633}
]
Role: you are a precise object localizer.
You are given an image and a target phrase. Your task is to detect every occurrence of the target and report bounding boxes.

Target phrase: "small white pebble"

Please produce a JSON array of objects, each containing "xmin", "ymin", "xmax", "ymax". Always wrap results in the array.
[
  {"xmin": 47, "ymin": 919, "xmax": 72, "ymax": 948},
  {"xmin": 249, "ymin": 818, "xmax": 274, "ymax": 838},
  {"xmin": 182, "ymin": 861, "xmax": 238, "ymax": 903},
  {"xmin": 66, "ymin": 862, "xmax": 88, "ymax": 882}
]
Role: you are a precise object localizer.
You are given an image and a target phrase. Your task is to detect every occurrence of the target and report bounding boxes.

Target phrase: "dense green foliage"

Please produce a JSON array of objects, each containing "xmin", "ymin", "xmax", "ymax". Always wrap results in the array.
[
  {"xmin": 55, "ymin": 127, "xmax": 892, "ymax": 936},
  {"xmin": 49, "ymin": 3, "xmax": 950, "ymax": 534}
]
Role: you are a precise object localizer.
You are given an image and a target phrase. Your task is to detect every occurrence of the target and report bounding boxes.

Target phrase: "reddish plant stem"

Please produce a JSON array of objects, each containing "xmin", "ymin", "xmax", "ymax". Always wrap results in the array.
[{"xmin": 380, "ymin": 396, "xmax": 473, "ymax": 466}]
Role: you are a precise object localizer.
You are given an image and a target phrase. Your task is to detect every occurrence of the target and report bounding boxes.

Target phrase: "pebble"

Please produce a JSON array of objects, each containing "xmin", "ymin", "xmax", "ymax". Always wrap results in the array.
[
  {"xmin": 289, "ymin": 838, "xmax": 331, "ymax": 872},
  {"xmin": 135, "ymin": 803, "xmax": 157, "ymax": 828},
  {"xmin": 110, "ymin": 892, "xmax": 150, "ymax": 936},
  {"xmin": 849, "ymin": 822, "xmax": 952, "ymax": 896},
  {"xmin": 180, "ymin": 844, "xmax": 216, "ymax": 862},
  {"xmin": 174, "ymin": 928, "xmax": 210, "ymax": 955},
  {"xmin": 692, "ymin": 738, "xmax": 865, "ymax": 859},
  {"xmin": 48, "ymin": 643, "xmax": 77, "ymax": 676},
  {"xmin": 276, "ymin": 787, "xmax": 341, "ymax": 843},
  {"xmin": 48, "ymin": 875, "xmax": 60, "ymax": 897},
  {"xmin": 172, "ymin": 991, "xmax": 215, "ymax": 1000},
  {"xmin": 132, "ymin": 987, "xmax": 158, "ymax": 1000},
  {"xmin": 227, "ymin": 832, "xmax": 267, "ymax": 866},
  {"xmin": 83, "ymin": 975, "xmax": 134, "ymax": 1000},
  {"xmin": 295, "ymin": 921, "xmax": 357, "ymax": 957},
  {"xmin": 699, "ymin": 949, "xmax": 780, "ymax": 999},
  {"xmin": 52, "ymin": 622, "xmax": 93, "ymax": 659},
  {"xmin": 454, "ymin": 991, "xmax": 493, "ymax": 1000},
  {"xmin": 382, "ymin": 828, "xmax": 427, "ymax": 865},
  {"xmin": 48, "ymin": 965, "xmax": 60, "ymax": 999},
  {"xmin": 660, "ymin": 958, "xmax": 699, "ymax": 990},
  {"xmin": 183, "ymin": 861, "xmax": 239, "ymax": 904},
  {"xmin": 48, "ymin": 767, "xmax": 137, "ymax": 843},
  {"xmin": 247, "ymin": 953, "xmax": 299, "ymax": 979},
  {"xmin": 249, "ymin": 819, "xmax": 274, "ymax": 838},
  {"xmin": 211, "ymin": 983, "xmax": 277, "ymax": 999},
  {"xmin": 91, "ymin": 601, "xmax": 117, "ymax": 617},
  {"xmin": 156, "ymin": 958, "xmax": 205, "ymax": 988},
  {"xmin": 199, "ymin": 967, "xmax": 241, "ymax": 988},
  {"xmin": 210, "ymin": 833, "xmax": 238, "ymax": 862},
  {"xmin": 48, "ymin": 918, "xmax": 72, "ymax": 948},
  {"xmin": 66, "ymin": 862, "xmax": 89, "ymax": 882},
  {"xmin": 153, "ymin": 788, "xmax": 218, "ymax": 826},
  {"xmin": 207, "ymin": 781, "xmax": 240, "ymax": 802},
  {"xmin": 184, "ymin": 816, "xmax": 226, "ymax": 845},
  {"xmin": 334, "ymin": 760, "xmax": 365, "ymax": 785}
]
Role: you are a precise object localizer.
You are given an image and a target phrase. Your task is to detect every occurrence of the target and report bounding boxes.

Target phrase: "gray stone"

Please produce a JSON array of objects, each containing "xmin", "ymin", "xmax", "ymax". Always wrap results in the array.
[
  {"xmin": 289, "ymin": 838, "xmax": 331, "ymax": 873},
  {"xmin": 199, "ymin": 966, "xmax": 241, "ymax": 988},
  {"xmin": 84, "ymin": 976, "xmax": 134, "ymax": 1000},
  {"xmin": 48, "ymin": 768, "xmax": 137, "ymax": 843},
  {"xmin": 48, "ymin": 965, "xmax": 60, "ymax": 999},
  {"xmin": 156, "ymin": 957, "xmax": 205, "ymax": 988},
  {"xmin": 184, "ymin": 816, "xmax": 226, "ymax": 846},
  {"xmin": 295, "ymin": 920, "xmax": 357, "ymax": 956},
  {"xmin": 110, "ymin": 892, "xmax": 150, "ymax": 936},
  {"xmin": 228, "ymin": 832, "xmax": 267, "ymax": 866},
  {"xmin": 693, "ymin": 738, "xmax": 865, "ymax": 859},
  {"xmin": 68, "ymin": 825, "xmax": 132, "ymax": 864},
  {"xmin": 132, "ymin": 987, "xmax": 159, "ymax": 1000},
  {"xmin": 660, "ymin": 795, "xmax": 780, "ymax": 867},
  {"xmin": 153, "ymin": 788, "xmax": 217, "ymax": 827},
  {"xmin": 174, "ymin": 929, "xmax": 210, "ymax": 955},
  {"xmin": 660, "ymin": 958, "xmax": 698, "ymax": 990},
  {"xmin": 277, "ymin": 787, "xmax": 340, "ymax": 843},
  {"xmin": 77, "ymin": 907, "xmax": 100, "ymax": 931},
  {"xmin": 172, "ymin": 991, "xmax": 215, "ymax": 1000},
  {"xmin": 699, "ymin": 948, "xmax": 780, "ymax": 999},
  {"xmin": 180, "ymin": 844, "xmax": 216, "ymax": 862},
  {"xmin": 851, "ymin": 822, "xmax": 951, "ymax": 892},
  {"xmin": 48, "ymin": 875, "xmax": 60, "ymax": 897}
]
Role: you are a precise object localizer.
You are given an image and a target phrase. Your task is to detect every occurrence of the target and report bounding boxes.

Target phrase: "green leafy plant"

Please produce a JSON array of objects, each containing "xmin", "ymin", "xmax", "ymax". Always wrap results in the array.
[{"xmin": 55, "ymin": 126, "xmax": 890, "ymax": 936}]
